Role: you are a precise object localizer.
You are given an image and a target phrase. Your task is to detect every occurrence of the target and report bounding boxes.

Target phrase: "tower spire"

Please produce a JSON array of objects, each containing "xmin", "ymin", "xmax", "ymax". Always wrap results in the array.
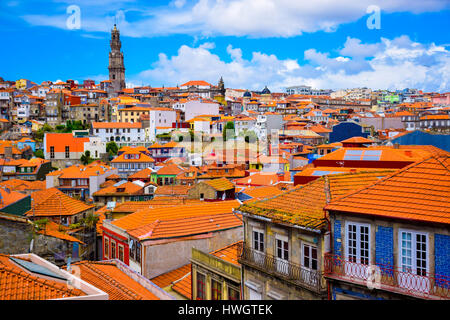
[{"xmin": 108, "ymin": 24, "xmax": 126, "ymax": 94}]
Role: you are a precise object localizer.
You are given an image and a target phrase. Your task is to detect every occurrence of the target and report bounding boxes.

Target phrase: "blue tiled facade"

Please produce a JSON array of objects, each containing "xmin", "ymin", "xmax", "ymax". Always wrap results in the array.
[
  {"xmin": 435, "ymin": 234, "xmax": 450, "ymax": 288},
  {"xmin": 334, "ymin": 220, "xmax": 342, "ymax": 257},
  {"xmin": 375, "ymin": 226, "xmax": 394, "ymax": 275}
]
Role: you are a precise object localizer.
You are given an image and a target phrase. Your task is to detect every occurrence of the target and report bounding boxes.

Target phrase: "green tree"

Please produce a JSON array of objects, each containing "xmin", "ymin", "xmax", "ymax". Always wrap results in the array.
[
  {"xmin": 222, "ymin": 121, "xmax": 235, "ymax": 141},
  {"xmin": 244, "ymin": 130, "xmax": 258, "ymax": 144},
  {"xmin": 34, "ymin": 123, "xmax": 54, "ymax": 142},
  {"xmin": 106, "ymin": 141, "xmax": 119, "ymax": 156},
  {"xmin": 33, "ymin": 149, "xmax": 44, "ymax": 159},
  {"xmin": 80, "ymin": 150, "xmax": 92, "ymax": 165},
  {"xmin": 82, "ymin": 213, "xmax": 100, "ymax": 230}
]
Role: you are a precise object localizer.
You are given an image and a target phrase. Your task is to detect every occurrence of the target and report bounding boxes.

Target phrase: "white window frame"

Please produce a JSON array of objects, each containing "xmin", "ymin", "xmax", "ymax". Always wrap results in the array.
[
  {"xmin": 345, "ymin": 221, "xmax": 371, "ymax": 265},
  {"xmin": 252, "ymin": 227, "xmax": 264, "ymax": 252},
  {"xmin": 398, "ymin": 229, "xmax": 429, "ymax": 276},
  {"xmin": 302, "ymin": 242, "xmax": 318, "ymax": 271}
]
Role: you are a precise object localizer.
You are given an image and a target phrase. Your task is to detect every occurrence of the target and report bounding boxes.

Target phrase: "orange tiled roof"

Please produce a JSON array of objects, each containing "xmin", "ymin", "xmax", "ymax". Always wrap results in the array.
[
  {"xmin": 151, "ymin": 264, "xmax": 191, "ymax": 289},
  {"xmin": 325, "ymin": 156, "xmax": 450, "ymax": 225},
  {"xmin": 156, "ymin": 164, "xmax": 185, "ymax": 175},
  {"xmin": 239, "ymin": 186, "xmax": 284, "ymax": 202},
  {"xmin": 234, "ymin": 172, "xmax": 289, "ymax": 186},
  {"xmin": 154, "ymin": 185, "xmax": 191, "ymax": 196},
  {"xmin": 127, "ymin": 212, "xmax": 243, "ymax": 241},
  {"xmin": 112, "ymin": 200, "xmax": 240, "ymax": 232},
  {"xmin": 0, "ymin": 254, "xmax": 85, "ymax": 300},
  {"xmin": 128, "ymin": 168, "xmax": 155, "ymax": 179},
  {"xmin": 47, "ymin": 163, "xmax": 114, "ymax": 179},
  {"xmin": 37, "ymin": 221, "xmax": 84, "ymax": 244},
  {"xmin": 111, "ymin": 152, "xmax": 155, "ymax": 163},
  {"xmin": 172, "ymin": 272, "xmax": 191, "ymax": 299},
  {"xmin": 238, "ymin": 170, "xmax": 396, "ymax": 230},
  {"xmin": 181, "ymin": 80, "xmax": 212, "ymax": 87},
  {"xmin": 0, "ymin": 188, "xmax": 28, "ymax": 209},
  {"xmin": 210, "ymin": 241, "xmax": 242, "ymax": 266},
  {"xmin": 202, "ymin": 177, "xmax": 235, "ymax": 191},
  {"xmin": 68, "ymin": 261, "xmax": 159, "ymax": 300},
  {"xmin": 25, "ymin": 188, "xmax": 94, "ymax": 217},
  {"xmin": 110, "ymin": 198, "xmax": 202, "ymax": 214},
  {"xmin": 93, "ymin": 181, "xmax": 144, "ymax": 196},
  {"xmin": 341, "ymin": 136, "xmax": 374, "ymax": 144}
]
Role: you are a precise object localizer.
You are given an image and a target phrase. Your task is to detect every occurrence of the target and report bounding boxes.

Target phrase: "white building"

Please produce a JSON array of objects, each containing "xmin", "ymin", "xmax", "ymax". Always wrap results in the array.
[
  {"xmin": 91, "ymin": 122, "xmax": 146, "ymax": 144},
  {"xmin": 147, "ymin": 108, "xmax": 177, "ymax": 142},
  {"xmin": 234, "ymin": 116, "xmax": 257, "ymax": 136},
  {"xmin": 175, "ymin": 99, "xmax": 220, "ymax": 121},
  {"xmin": 254, "ymin": 113, "xmax": 283, "ymax": 139}
]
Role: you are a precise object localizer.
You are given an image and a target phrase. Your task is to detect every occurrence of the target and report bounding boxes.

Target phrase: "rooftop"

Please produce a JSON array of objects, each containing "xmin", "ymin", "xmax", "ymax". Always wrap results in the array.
[{"xmin": 325, "ymin": 156, "xmax": 450, "ymax": 225}]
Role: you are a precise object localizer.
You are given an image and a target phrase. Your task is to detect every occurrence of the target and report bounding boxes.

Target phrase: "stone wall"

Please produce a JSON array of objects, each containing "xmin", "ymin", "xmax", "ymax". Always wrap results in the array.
[{"xmin": 0, "ymin": 218, "xmax": 72, "ymax": 265}]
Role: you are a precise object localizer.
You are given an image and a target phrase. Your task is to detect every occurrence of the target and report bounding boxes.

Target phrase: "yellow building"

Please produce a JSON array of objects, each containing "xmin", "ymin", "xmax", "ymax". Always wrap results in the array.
[
  {"xmin": 191, "ymin": 242, "xmax": 242, "ymax": 300},
  {"xmin": 15, "ymin": 79, "xmax": 30, "ymax": 90},
  {"xmin": 118, "ymin": 106, "xmax": 152, "ymax": 123}
]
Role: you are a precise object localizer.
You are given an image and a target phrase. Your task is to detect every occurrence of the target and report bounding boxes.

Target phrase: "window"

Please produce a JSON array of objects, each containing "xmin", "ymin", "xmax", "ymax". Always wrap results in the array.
[
  {"xmin": 228, "ymin": 287, "xmax": 240, "ymax": 300},
  {"xmin": 104, "ymin": 238, "xmax": 109, "ymax": 259},
  {"xmin": 196, "ymin": 273, "xmax": 206, "ymax": 300},
  {"xmin": 65, "ymin": 146, "xmax": 70, "ymax": 158},
  {"xmin": 111, "ymin": 241, "xmax": 116, "ymax": 259},
  {"xmin": 211, "ymin": 279, "xmax": 222, "ymax": 300},
  {"xmin": 118, "ymin": 245, "xmax": 124, "ymax": 262},
  {"xmin": 276, "ymin": 236, "xmax": 289, "ymax": 261},
  {"xmin": 399, "ymin": 230, "xmax": 428, "ymax": 276},
  {"xmin": 302, "ymin": 244, "xmax": 318, "ymax": 270},
  {"xmin": 253, "ymin": 229, "xmax": 264, "ymax": 252},
  {"xmin": 346, "ymin": 222, "xmax": 370, "ymax": 265},
  {"xmin": 136, "ymin": 242, "xmax": 141, "ymax": 262},
  {"xmin": 50, "ymin": 146, "xmax": 55, "ymax": 159},
  {"xmin": 275, "ymin": 235, "xmax": 289, "ymax": 275}
]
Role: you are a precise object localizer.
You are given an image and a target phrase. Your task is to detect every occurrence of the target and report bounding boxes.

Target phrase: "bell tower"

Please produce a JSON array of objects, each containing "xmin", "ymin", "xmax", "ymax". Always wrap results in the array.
[{"xmin": 108, "ymin": 24, "xmax": 126, "ymax": 93}]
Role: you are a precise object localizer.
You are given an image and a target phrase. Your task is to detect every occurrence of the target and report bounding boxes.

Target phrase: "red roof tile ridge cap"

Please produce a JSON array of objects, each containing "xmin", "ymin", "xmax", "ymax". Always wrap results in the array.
[
  {"xmin": 79, "ymin": 261, "xmax": 142, "ymax": 300},
  {"xmin": 326, "ymin": 155, "xmax": 450, "ymax": 208}
]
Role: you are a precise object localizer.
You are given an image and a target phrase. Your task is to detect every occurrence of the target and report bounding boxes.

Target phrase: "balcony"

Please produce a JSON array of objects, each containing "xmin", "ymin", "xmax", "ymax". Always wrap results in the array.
[
  {"xmin": 238, "ymin": 243, "xmax": 325, "ymax": 294},
  {"xmin": 324, "ymin": 254, "xmax": 450, "ymax": 300}
]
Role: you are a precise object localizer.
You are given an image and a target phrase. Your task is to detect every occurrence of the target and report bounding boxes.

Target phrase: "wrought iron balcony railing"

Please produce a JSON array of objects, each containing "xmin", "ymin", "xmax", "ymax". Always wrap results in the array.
[
  {"xmin": 324, "ymin": 253, "xmax": 450, "ymax": 300},
  {"xmin": 238, "ymin": 242, "xmax": 325, "ymax": 293}
]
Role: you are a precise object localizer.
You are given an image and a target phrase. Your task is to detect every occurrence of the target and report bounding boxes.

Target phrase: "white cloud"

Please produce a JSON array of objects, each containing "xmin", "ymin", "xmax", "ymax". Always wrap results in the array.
[
  {"xmin": 22, "ymin": 0, "xmax": 450, "ymax": 38},
  {"xmin": 131, "ymin": 36, "xmax": 450, "ymax": 92}
]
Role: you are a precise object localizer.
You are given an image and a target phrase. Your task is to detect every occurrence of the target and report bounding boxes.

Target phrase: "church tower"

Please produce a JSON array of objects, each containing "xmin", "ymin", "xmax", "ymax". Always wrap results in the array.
[{"xmin": 108, "ymin": 24, "xmax": 126, "ymax": 93}]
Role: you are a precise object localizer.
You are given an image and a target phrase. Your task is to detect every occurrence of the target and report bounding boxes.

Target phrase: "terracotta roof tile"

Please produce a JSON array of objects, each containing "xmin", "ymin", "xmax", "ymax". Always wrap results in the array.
[
  {"xmin": 112, "ymin": 200, "xmax": 241, "ymax": 233},
  {"xmin": 0, "ymin": 254, "xmax": 85, "ymax": 300},
  {"xmin": 238, "ymin": 170, "xmax": 395, "ymax": 230},
  {"xmin": 69, "ymin": 261, "xmax": 159, "ymax": 300},
  {"xmin": 325, "ymin": 156, "xmax": 450, "ymax": 225},
  {"xmin": 202, "ymin": 177, "xmax": 235, "ymax": 191},
  {"xmin": 154, "ymin": 185, "xmax": 192, "ymax": 196},
  {"xmin": 151, "ymin": 264, "xmax": 191, "ymax": 289},
  {"xmin": 172, "ymin": 272, "xmax": 191, "ymax": 299},
  {"xmin": 210, "ymin": 241, "xmax": 242, "ymax": 266},
  {"xmin": 93, "ymin": 181, "xmax": 144, "ymax": 196},
  {"xmin": 25, "ymin": 188, "xmax": 94, "ymax": 217}
]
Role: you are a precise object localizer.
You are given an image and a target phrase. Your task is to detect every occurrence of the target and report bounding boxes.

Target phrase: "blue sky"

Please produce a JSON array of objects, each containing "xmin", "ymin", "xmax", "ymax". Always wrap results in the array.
[{"xmin": 0, "ymin": 0, "xmax": 449, "ymax": 92}]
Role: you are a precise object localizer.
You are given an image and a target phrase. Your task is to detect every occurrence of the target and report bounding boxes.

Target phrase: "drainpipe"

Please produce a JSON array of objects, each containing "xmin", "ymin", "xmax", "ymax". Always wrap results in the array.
[{"xmin": 323, "ymin": 208, "xmax": 332, "ymax": 300}]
